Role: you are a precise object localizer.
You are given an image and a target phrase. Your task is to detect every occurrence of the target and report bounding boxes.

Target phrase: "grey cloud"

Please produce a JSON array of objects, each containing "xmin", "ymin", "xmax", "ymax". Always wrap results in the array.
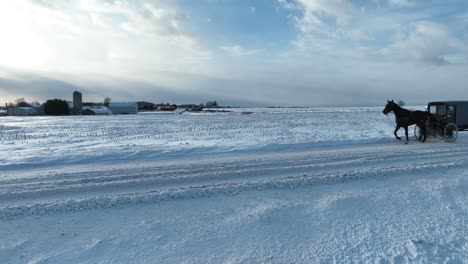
[
  {"xmin": 0, "ymin": 68, "xmax": 265, "ymax": 107},
  {"xmin": 383, "ymin": 21, "xmax": 465, "ymax": 66},
  {"xmin": 2, "ymin": 61, "xmax": 468, "ymax": 108},
  {"xmin": 0, "ymin": 72, "xmax": 84, "ymax": 102}
]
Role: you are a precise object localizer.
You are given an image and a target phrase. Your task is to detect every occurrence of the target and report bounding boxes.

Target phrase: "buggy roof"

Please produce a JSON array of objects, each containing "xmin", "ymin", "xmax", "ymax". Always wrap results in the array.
[{"xmin": 428, "ymin": 101, "xmax": 468, "ymax": 106}]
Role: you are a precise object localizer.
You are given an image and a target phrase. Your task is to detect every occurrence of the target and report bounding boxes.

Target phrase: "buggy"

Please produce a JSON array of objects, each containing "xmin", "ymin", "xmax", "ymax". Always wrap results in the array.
[{"xmin": 415, "ymin": 101, "xmax": 468, "ymax": 143}]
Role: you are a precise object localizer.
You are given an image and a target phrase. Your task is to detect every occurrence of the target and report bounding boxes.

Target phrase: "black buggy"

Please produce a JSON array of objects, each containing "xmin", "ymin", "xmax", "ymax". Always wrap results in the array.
[{"xmin": 414, "ymin": 101, "xmax": 468, "ymax": 143}]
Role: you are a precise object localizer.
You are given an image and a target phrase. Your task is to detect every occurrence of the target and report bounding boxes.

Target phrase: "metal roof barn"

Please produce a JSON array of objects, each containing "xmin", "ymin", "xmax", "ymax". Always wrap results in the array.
[
  {"xmin": 109, "ymin": 102, "xmax": 138, "ymax": 115},
  {"xmin": 82, "ymin": 106, "xmax": 112, "ymax": 115},
  {"xmin": 6, "ymin": 107, "xmax": 39, "ymax": 116}
]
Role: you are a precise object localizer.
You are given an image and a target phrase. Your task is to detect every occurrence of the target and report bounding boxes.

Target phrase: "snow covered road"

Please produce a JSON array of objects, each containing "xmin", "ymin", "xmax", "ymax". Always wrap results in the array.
[
  {"xmin": 1, "ymin": 139, "xmax": 468, "ymax": 263},
  {"xmin": 1, "ymin": 140, "xmax": 468, "ymax": 218}
]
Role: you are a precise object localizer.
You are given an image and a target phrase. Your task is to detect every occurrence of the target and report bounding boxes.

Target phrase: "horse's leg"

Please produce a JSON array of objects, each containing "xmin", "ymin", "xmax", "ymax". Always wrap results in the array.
[
  {"xmin": 394, "ymin": 126, "xmax": 401, "ymax": 141},
  {"xmin": 415, "ymin": 122, "xmax": 426, "ymax": 143},
  {"xmin": 417, "ymin": 126, "xmax": 423, "ymax": 141},
  {"xmin": 404, "ymin": 126, "xmax": 409, "ymax": 144}
]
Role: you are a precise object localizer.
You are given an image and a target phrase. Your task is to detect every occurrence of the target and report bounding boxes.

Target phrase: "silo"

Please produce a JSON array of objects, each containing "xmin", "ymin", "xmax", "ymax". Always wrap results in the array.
[{"xmin": 73, "ymin": 91, "xmax": 82, "ymax": 115}]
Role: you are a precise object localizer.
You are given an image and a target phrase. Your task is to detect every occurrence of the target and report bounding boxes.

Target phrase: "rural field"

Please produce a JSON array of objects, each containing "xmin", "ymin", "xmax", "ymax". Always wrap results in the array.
[{"xmin": 1, "ymin": 107, "xmax": 467, "ymax": 263}]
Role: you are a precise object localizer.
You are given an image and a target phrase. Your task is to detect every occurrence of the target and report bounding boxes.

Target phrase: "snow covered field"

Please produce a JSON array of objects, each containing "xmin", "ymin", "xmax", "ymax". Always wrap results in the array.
[
  {"xmin": 1, "ymin": 107, "xmax": 467, "ymax": 263},
  {"xmin": 0, "ymin": 107, "xmax": 396, "ymax": 170}
]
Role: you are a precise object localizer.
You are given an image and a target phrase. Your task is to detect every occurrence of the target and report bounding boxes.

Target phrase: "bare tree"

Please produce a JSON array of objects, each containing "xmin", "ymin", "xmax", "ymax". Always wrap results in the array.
[
  {"xmin": 15, "ymin": 98, "xmax": 25, "ymax": 106},
  {"xmin": 104, "ymin": 97, "xmax": 111, "ymax": 107}
]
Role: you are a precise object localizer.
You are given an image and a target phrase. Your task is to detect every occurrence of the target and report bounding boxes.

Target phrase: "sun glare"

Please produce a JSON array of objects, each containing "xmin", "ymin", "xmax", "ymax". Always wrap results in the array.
[{"xmin": 0, "ymin": 3, "xmax": 47, "ymax": 70}]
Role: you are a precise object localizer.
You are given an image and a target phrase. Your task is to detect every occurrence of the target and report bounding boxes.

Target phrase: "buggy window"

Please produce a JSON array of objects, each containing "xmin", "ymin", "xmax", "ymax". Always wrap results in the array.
[{"xmin": 429, "ymin": 104, "xmax": 447, "ymax": 115}]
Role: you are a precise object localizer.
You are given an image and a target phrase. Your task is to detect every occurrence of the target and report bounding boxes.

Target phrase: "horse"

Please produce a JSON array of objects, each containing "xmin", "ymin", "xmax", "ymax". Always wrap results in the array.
[{"xmin": 382, "ymin": 100, "xmax": 430, "ymax": 143}]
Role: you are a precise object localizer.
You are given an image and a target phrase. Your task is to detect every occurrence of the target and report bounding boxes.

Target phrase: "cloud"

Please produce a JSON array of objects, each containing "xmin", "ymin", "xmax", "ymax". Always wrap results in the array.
[
  {"xmin": 220, "ymin": 45, "xmax": 263, "ymax": 56},
  {"xmin": 0, "ymin": 69, "xmax": 87, "ymax": 104},
  {"xmin": 0, "ymin": 0, "xmax": 209, "ymax": 76},
  {"xmin": 380, "ymin": 21, "xmax": 466, "ymax": 65},
  {"xmin": 280, "ymin": 0, "xmax": 468, "ymax": 66},
  {"xmin": 29, "ymin": 0, "xmax": 198, "ymax": 46},
  {"xmin": 284, "ymin": 0, "xmax": 357, "ymax": 34},
  {"xmin": 277, "ymin": 0, "xmax": 298, "ymax": 10},
  {"xmin": 278, "ymin": 0, "xmax": 373, "ymax": 59},
  {"xmin": 0, "ymin": 67, "xmax": 273, "ymax": 106},
  {"xmin": 388, "ymin": 0, "xmax": 414, "ymax": 8}
]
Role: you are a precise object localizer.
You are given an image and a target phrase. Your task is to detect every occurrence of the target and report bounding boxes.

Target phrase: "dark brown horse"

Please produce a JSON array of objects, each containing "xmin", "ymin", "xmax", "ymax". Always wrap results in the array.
[{"xmin": 383, "ymin": 100, "xmax": 430, "ymax": 143}]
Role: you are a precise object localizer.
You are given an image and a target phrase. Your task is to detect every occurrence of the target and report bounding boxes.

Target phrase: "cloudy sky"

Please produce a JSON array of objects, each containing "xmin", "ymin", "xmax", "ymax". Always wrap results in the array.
[{"xmin": 1, "ymin": 0, "xmax": 468, "ymax": 106}]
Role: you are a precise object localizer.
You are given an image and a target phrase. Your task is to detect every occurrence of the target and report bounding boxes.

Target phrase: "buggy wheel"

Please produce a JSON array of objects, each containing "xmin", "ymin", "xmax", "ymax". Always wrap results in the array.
[
  {"xmin": 414, "ymin": 125, "xmax": 423, "ymax": 142},
  {"xmin": 444, "ymin": 123, "xmax": 458, "ymax": 143}
]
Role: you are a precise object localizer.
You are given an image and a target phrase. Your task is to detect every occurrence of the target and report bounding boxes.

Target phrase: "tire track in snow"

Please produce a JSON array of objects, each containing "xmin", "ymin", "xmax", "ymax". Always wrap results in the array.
[
  {"xmin": 0, "ymin": 156, "xmax": 466, "ymax": 219},
  {"xmin": 1, "ymin": 142, "xmax": 467, "ymax": 218},
  {"xmin": 0, "ymin": 144, "xmax": 464, "ymax": 197}
]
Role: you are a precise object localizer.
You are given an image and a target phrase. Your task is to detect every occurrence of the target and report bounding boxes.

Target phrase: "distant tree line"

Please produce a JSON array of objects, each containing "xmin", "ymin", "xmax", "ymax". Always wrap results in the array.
[
  {"xmin": 5, "ymin": 98, "xmax": 40, "ymax": 108},
  {"xmin": 4, "ymin": 96, "xmax": 226, "ymax": 115}
]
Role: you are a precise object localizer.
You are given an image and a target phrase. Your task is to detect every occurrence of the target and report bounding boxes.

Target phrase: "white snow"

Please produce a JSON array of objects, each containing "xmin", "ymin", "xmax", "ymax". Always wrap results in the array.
[
  {"xmin": 0, "ymin": 107, "xmax": 402, "ymax": 170},
  {"xmin": 0, "ymin": 107, "xmax": 467, "ymax": 263}
]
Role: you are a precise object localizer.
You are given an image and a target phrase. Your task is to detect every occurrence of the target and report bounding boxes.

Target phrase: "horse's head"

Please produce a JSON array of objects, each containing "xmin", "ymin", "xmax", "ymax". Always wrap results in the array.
[{"xmin": 383, "ymin": 100, "xmax": 397, "ymax": 115}]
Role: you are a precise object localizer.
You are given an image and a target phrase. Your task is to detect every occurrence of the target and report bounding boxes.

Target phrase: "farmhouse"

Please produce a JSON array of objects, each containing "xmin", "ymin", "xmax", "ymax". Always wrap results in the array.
[
  {"xmin": 109, "ymin": 102, "xmax": 138, "ymax": 115},
  {"xmin": 7, "ymin": 107, "xmax": 39, "ymax": 116}
]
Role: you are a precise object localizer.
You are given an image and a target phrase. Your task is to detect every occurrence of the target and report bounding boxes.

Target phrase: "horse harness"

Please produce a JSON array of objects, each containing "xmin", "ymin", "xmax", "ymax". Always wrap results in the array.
[{"xmin": 396, "ymin": 111, "xmax": 413, "ymax": 126}]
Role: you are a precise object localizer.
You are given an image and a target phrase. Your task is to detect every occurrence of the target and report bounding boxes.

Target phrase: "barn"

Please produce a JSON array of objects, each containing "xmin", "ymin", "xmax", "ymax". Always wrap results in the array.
[
  {"xmin": 7, "ymin": 107, "xmax": 39, "ymax": 116},
  {"xmin": 109, "ymin": 102, "xmax": 138, "ymax": 115},
  {"xmin": 82, "ymin": 106, "xmax": 112, "ymax": 115}
]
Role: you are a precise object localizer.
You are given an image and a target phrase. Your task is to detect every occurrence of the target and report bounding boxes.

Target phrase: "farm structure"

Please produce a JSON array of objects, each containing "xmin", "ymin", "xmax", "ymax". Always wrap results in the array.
[
  {"xmin": 109, "ymin": 102, "xmax": 138, "ymax": 115},
  {"xmin": 6, "ymin": 107, "xmax": 39, "ymax": 116},
  {"xmin": 82, "ymin": 106, "xmax": 112, "ymax": 115},
  {"xmin": 415, "ymin": 101, "xmax": 468, "ymax": 143},
  {"xmin": 73, "ymin": 91, "xmax": 83, "ymax": 115}
]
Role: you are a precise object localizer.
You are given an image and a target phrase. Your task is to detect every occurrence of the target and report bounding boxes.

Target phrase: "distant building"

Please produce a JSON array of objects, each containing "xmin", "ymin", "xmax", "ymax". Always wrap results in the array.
[
  {"xmin": 73, "ymin": 91, "xmax": 83, "ymax": 115},
  {"xmin": 81, "ymin": 109, "xmax": 95, "ymax": 115},
  {"xmin": 205, "ymin": 101, "xmax": 219, "ymax": 108},
  {"xmin": 7, "ymin": 107, "xmax": 39, "ymax": 116},
  {"xmin": 82, "ymin": 106, "xmax": 112, "ymax": 115},
  {"xmin": 156, "ymin": 104, "xmax": 177, "ymax": 111},
  {"xmin": 109, "ymin": 102, "xmax": 138, "ymax": 115},
  {"xmin": 137, "ymin": 101, "xmax": 157, "ymax": 111},
  {"xmin": 16, "ymin": 102, "xmax": 34, "ymax": 108}
]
